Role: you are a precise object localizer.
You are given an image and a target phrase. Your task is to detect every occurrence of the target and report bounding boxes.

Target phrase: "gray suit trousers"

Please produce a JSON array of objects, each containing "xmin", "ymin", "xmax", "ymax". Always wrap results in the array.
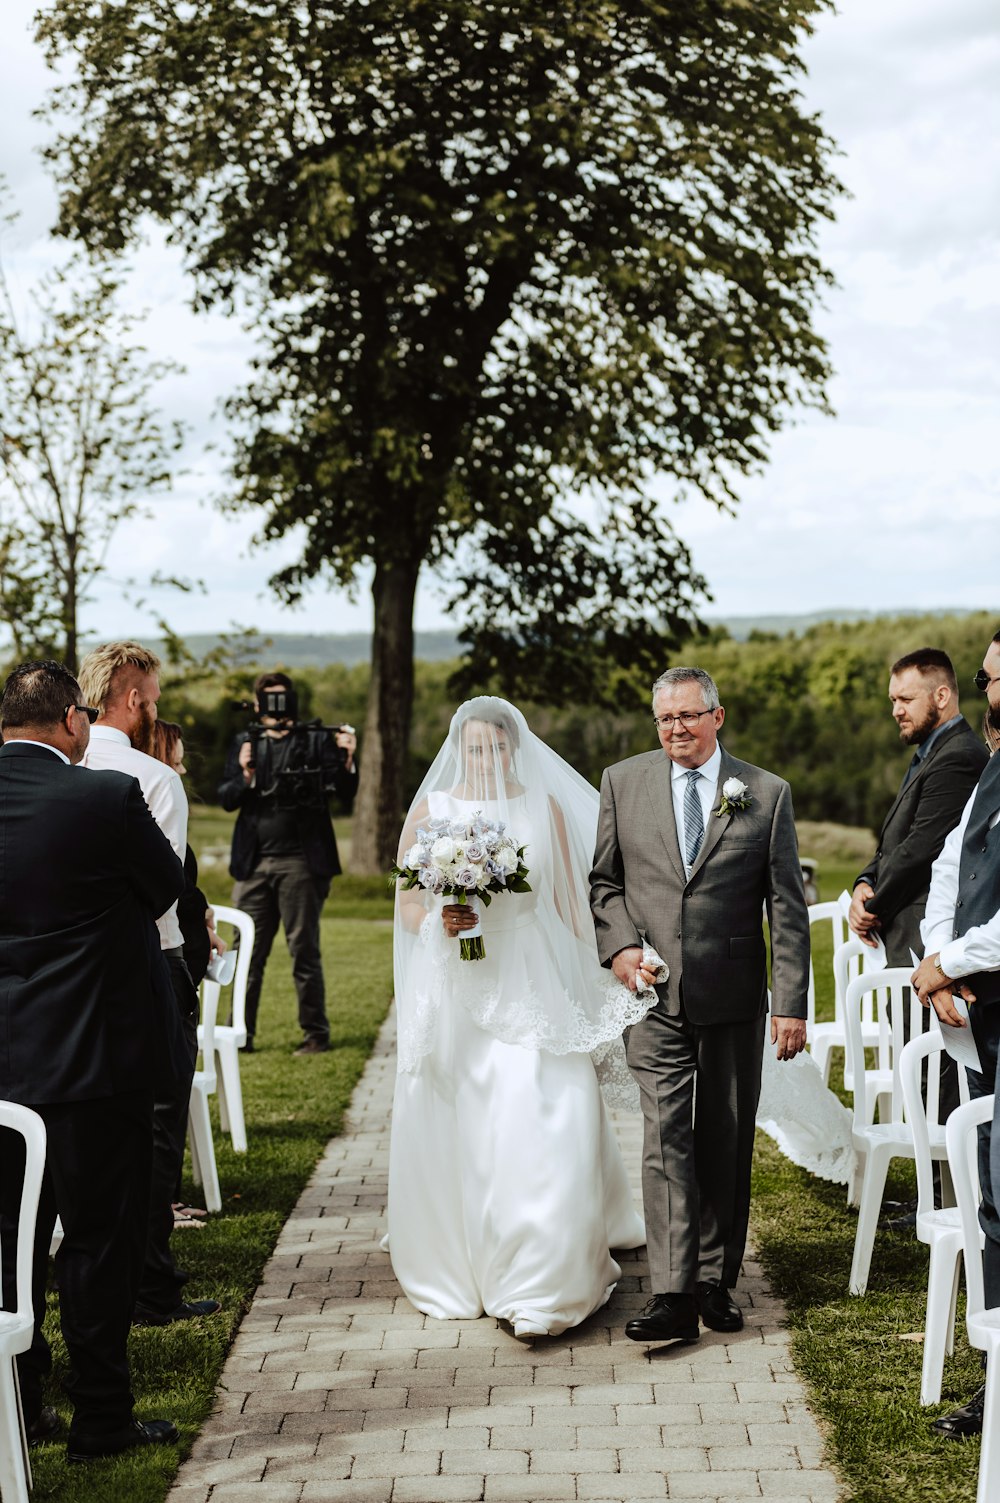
[{"xmin": 625, "ymin": 1003, "xmax": 766, "ymax": 1293}]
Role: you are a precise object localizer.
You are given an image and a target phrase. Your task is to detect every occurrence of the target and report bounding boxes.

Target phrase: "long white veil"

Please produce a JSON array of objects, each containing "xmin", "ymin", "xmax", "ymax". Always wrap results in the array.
[{"xmin": 392, "ymin": 696, "xmax": 655, "ymax": 1076}]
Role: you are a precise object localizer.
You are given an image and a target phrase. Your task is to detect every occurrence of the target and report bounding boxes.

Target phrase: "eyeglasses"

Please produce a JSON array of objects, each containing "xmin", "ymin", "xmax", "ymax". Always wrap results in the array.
[
  {"xmin": 64, "ymin": 704, "xmax": 99, "ymax": 724},
  {"xmin": 974, "ymin": 670, "xmax": 1000, "ymax": 693},
  {"xmin": 652, "ymin": 709, "xmax": 716, "ymax": 731}
]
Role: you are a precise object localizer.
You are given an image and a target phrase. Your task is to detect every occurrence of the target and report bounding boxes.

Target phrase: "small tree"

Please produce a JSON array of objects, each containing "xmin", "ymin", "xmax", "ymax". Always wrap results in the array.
[{"xmin": 0, "ymin": 253, "xmax": 183, "ymax": 670}]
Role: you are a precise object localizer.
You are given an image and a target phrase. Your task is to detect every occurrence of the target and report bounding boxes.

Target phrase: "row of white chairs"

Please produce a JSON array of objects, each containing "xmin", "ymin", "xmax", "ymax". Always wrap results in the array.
[{"xmin": 805, "ymin": 901, "xmax": 993, "ymax": 1430}]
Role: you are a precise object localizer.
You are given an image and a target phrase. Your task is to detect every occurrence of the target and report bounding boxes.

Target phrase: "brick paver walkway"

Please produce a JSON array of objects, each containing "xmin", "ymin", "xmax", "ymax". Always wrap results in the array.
[{"xmin": 169, "ymin": 1009, "xmax": 841, "ymax": 1503}]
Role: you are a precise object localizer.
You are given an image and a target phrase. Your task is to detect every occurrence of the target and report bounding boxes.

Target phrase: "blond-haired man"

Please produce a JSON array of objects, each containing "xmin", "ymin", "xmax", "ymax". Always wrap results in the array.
[{"xmin": 78, "ymin": 641, "xmax": 220, "ymax": 1327}]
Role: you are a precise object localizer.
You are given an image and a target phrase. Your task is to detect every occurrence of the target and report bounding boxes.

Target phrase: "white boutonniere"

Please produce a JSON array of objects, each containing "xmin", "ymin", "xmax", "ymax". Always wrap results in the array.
[{"xmin": 716, "ymin": 776, "xmax": 752, "ymax": 818}]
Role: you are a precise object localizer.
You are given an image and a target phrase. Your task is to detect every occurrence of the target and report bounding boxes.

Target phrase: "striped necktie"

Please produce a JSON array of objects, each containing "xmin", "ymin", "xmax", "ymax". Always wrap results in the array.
[{"xmin": 683, "ymin": 769, "xmax": 705, "ymax": 867}]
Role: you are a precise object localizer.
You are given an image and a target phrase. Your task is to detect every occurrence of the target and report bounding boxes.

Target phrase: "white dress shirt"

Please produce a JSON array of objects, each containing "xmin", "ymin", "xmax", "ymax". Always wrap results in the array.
[
  {"xmin": 670, "ymin": 743, "xmax": 723, "ymax": 878},
  {"xmin": 81, "ymin": 724, "xmax": 188, "ymax": 950},
  {"xmin": 921, "ymin": 783, "xmax": 1000, "ymax": 978}
]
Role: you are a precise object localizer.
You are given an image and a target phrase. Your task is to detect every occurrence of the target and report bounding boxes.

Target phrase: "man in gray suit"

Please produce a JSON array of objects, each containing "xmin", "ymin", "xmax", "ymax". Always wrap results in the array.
[{"xmin": 590, "ymin": 666, "xmax": 810, "ymax": 1343}]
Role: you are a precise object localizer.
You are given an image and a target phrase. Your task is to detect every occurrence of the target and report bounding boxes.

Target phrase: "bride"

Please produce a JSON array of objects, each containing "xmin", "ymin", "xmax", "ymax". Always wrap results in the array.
[
  {"xmin": 387, "ymin": 696, "xmax": 855, "ymax": 1337},
  {"xmin": 387, "ymin": 697, "xmax": 653, "ymax": 1337}
]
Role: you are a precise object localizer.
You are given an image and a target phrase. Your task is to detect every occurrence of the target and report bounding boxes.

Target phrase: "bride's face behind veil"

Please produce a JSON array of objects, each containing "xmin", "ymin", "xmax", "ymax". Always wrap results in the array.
[{"xmin": 454, "ymin": 718, "xmax": 515, "ymax": 801}]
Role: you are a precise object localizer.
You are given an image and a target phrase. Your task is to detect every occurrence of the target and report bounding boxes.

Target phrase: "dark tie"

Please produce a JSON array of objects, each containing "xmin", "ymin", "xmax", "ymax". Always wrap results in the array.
[
  {"xmin": 901, "ymin": 751, "xmax": 922, "ymax": 789},
  {"xmin": 683, "ymin": 769, "xmax": 705, "ymax": 867}
]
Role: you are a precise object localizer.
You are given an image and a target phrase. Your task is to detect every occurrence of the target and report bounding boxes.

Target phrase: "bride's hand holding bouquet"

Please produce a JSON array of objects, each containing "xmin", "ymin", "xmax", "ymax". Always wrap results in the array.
[{"xmin": 390, "ymin": 812, "xmax": 530, "ymax": 960}]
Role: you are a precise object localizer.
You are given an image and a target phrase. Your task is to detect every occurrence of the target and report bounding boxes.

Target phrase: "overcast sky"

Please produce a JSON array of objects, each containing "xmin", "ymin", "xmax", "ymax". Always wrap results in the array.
[{"xmin": 2, "ymin": 0, "xmax": 998, "ymax": 644}]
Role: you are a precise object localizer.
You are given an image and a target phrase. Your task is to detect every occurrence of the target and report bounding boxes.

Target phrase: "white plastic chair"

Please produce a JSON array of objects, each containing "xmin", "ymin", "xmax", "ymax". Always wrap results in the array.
[
  {"xmin": 833, "ymin": 937, "xmax": 886, "ymax": 1111},
  {"xmin": 0, "ymin": 1103, "xmax": 47, "ymax": 1503},
  {"xmin": 946, "ymin": 1094, "xmax": 1000, "ymax": 1503},
  {"xmin": 847, "ymin": 968, "xmax": 933, "ymax": 1294},
  {"xmin": 805, "ymin": 902, "xmax": 849, "ymax": 1081},
  {"xmin": 197, "ymin": 904, "xmax": 254, "ymax": 1155},
  {"xmin": 806, "ymin": 895, "xmax": 842, "ymax": 1064},
  {"xmin": 188, "ymin": 979, "xmax": 222, "ymax": 1214},
  {"xmin": 900, "ymin": 1031, "xmax": 973, "ymax": 1404}
]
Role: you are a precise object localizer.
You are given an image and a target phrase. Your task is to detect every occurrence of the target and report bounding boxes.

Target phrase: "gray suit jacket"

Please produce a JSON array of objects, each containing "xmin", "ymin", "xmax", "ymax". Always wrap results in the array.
[{"xmin": 590, "ymin": 744, "xmax": 809, "ymax": 1025}]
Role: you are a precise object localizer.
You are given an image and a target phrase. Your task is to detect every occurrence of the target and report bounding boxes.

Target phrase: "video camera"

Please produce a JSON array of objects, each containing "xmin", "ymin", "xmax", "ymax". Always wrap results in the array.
[{"xmin": 231, "ymin": 689, "xmax": 355, "ymax": 811}]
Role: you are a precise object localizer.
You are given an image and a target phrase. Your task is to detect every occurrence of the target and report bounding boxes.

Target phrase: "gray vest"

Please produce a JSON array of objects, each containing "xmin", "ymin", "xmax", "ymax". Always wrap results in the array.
[{"xmin": 955, "ymin": 754, "xmax": 1000, "ymax": 1005}]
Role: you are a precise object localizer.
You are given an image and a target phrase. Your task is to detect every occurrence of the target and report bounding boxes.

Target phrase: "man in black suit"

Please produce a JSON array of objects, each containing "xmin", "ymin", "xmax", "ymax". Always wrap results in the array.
[
  {"xmin": 0, "ymin": 660, "xmax": 185, "ymax": 1461},
  {"xmin": 218, "ymin": 671, "xmax": 358, "ymax": 1054},
  {"xmin": 850, "ymin": 647, "xmax": 987, "ymax": 1223},
  {"xmin": 850, "ymin": 647, "xmax": 988, "ymax": 966}
]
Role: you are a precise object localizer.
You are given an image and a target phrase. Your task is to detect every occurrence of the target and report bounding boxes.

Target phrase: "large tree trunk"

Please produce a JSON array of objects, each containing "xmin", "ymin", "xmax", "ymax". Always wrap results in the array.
[{"xmin": 351, "ymin": 557, "xmax": 420, "ymax": 873}]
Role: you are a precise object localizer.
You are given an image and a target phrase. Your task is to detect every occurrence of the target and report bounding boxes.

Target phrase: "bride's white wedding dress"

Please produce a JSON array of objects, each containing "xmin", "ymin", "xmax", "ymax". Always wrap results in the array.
[{"xmin": 388, "ymin": 791, "xmax": 646, "ymax": 1337}]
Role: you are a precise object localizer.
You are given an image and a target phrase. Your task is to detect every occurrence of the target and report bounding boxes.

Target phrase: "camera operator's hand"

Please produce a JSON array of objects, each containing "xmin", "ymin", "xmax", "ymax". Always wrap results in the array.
[
  {"xmin": 238, "ymin": 738, "xmax": 255, "ymax": 784},
  {"xmin": 335, "ymin": 726, "xmax": 357, "ymax": 770}
]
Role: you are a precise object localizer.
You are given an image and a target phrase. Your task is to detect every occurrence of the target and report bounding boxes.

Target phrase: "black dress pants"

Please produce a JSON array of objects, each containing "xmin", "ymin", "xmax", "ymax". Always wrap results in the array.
[
  {"xmin": 0, "ymin": 1090, "xmax": 152, "ymax": 1438},
  {"xmin": 233, "ymin": 854, "xmax": 331, "ymax": 1043},
  {"xmin": 135, "ymin": 953, "xmax": 199, "ymax": 1315}
]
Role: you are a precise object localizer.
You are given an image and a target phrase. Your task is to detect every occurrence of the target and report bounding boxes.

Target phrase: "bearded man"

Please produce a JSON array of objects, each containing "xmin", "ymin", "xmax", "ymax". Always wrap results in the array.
[{"xmin": 850, "ymin": 647, "xmax": 987, "ymax": 966}]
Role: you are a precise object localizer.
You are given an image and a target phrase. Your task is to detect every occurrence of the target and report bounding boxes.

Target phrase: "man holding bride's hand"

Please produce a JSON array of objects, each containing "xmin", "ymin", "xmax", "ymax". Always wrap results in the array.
[{"xmin": 590, "ymin": 666, "xmax": 810, "ymax": 1344}]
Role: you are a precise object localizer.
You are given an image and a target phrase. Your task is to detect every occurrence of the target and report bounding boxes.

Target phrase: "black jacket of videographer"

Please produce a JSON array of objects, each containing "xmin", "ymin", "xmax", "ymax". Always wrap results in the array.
[{"xmin": 218, "ymin": 724, "xmax": 358, "ymax": 881}]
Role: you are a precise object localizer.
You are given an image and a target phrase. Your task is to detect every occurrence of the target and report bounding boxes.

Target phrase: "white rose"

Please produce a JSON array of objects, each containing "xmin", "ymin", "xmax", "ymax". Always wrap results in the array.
[
  {"xmin": 497, "ymin": 847, "xmax": 518, "ymax": 875},
  {"xmin": 404, "ymin": 843, "xmax": 423, "ymax": 868},
  {"xmin": 431, "ymin": 836, "xmax": 456, "ymax": 864},
  {"xmin": 722, "ymin": 777, "xmax": 747, "ymax": 800}
]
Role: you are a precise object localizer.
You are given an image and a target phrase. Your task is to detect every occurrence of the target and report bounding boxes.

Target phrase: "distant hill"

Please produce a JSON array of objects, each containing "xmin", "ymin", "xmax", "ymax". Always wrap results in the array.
[
  {"xmin": 80, "ymin": 609, "xmax": 979, "ymax": 669},
  {"xmin": 713, "ymin": 608, "xmax": 977, "ymax": 641}
]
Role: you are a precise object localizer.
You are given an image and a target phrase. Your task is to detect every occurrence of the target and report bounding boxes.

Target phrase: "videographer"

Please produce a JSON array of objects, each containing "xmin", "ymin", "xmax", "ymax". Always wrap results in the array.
[{"xmin": 218, "ymin": 671, "xmax": 358, "ymax": 1055}]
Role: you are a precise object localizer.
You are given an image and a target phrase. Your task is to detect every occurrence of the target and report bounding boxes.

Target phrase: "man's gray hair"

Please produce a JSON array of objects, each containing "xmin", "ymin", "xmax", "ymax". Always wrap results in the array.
[{"xmin": 651, "ymin": 667, "xmax": 720, "ymax": 712}]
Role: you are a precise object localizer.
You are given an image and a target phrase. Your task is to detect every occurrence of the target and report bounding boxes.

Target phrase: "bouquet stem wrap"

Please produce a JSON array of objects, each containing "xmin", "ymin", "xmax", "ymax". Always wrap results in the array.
[{"xmin": 456, "ymin": 893, "xmax": 484, "ymax": 961}]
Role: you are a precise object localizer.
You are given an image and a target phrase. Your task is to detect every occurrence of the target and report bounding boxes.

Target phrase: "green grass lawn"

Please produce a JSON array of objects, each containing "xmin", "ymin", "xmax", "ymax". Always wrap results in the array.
[{"xmin": 24, "ymin": 827, "xmax": 983, "ymax": 1501}]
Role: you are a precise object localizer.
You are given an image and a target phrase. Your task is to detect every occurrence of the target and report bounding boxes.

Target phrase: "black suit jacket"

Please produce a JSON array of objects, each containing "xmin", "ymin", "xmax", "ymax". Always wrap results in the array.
[
  {"xmin": 218, "ymin": 728, "xmax": 358, "ymax": 881},
  {"xmin": 0, "ymin": 742, "xmax": 186, "ymax": 1104},
  {"xmin": 856, "ymin": 717, "xmax": 989, "ymax": 965}
]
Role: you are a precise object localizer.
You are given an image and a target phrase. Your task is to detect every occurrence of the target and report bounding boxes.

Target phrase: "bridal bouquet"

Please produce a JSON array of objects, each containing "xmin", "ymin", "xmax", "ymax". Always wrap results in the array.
[{"xmin": 391, "ymin": 813, "xmax": 530, "ymax": 960}]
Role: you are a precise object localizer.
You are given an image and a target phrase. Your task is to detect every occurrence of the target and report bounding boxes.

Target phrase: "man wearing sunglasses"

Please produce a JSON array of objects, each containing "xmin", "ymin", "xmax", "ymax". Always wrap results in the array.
[
  {"xmin": 912, "ymin": 631, "xmax": 1000, "ymax": 1441},
  {"xmin": 0, "ymin": 659, "xmax": 185, "ymax": 1459}
]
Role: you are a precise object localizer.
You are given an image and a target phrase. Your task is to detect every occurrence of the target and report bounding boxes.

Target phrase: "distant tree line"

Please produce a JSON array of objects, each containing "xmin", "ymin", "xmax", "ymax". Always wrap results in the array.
[{"xmin": 158, "ymin": 610, "xmax": 998, "ymax": 841}]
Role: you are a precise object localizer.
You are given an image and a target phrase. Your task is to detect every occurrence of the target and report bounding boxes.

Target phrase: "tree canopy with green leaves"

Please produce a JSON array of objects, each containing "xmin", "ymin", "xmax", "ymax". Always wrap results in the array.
[{"xmin": 37, "ymin": 0, "xmax": 841, "ymax": 867}]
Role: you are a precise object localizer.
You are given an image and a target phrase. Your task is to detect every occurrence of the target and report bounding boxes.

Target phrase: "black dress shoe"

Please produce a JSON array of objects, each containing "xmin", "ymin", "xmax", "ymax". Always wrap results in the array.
[
  {"xmin": 239, "ymin": 1036, "xmax": 255, "ymax": 1054},
  {"xmin": 696, "ymin": 1280, "xmax": 744, "ymax": 1333},
  {"xmin": 293, "ymin": 1038, "xmax": 330, "ymax": 1055},
  {"xmin": 133, "ymin": 1298, "xmax": 222, "ymax": 1327},
  {"xmin": 624, "ymin": 1293, "xmax": 699, "ymax": 1344},
  {"xmin": 67, "ymin": 1418, "xmax": 179, "ymax": 1462},
  {"xmin": 25, "ymin": 1406, "xmax": 61, "ymax": 1444},
  {"xmin": 880, "ymin": 1197, "xmax": 918, "ymax": 1232},
  {"xmin": 932, "ymin": 1384, "xmax": 985, "ymax": 1439}
]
